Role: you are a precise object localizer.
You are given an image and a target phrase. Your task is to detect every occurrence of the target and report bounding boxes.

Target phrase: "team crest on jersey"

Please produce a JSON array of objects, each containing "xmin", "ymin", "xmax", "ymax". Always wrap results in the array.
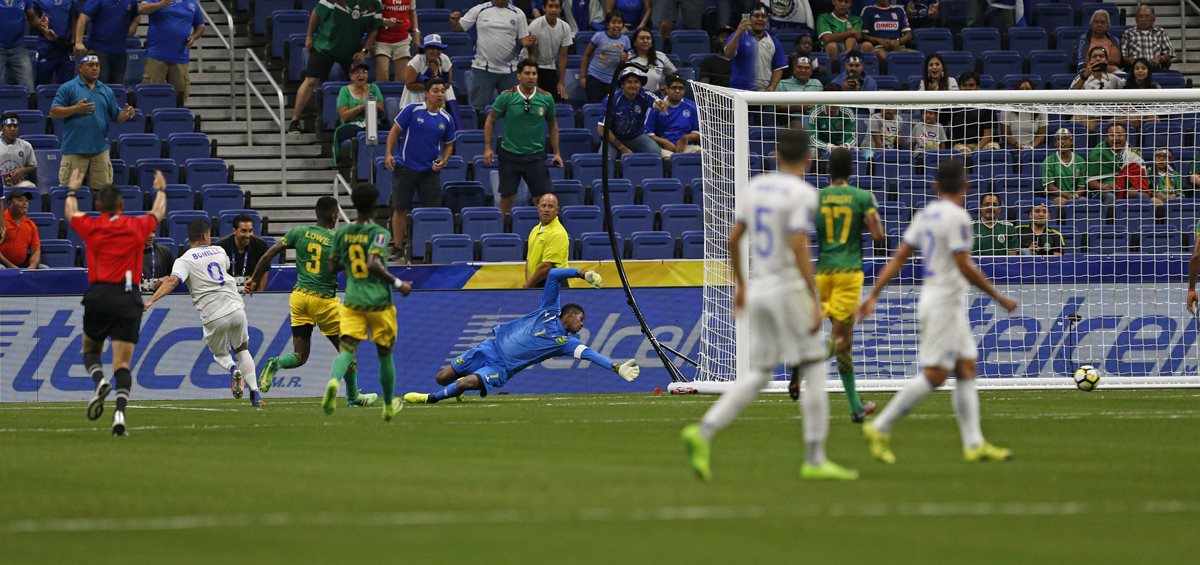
[
  {"xmin": 416, "ymin": 116, "xmax": 425, "ymax": 124},
  {"xmin": 556, "ymin": 336, "xmax": 567, "ymax": 344},
  {"xmin": 373, "ymin": 233, "xmax": 387, "ymax": 247},
  {"xmin": 537, "ymin": 107, "xmax": 545, "ymax": 116},
  {"xmin": 352, "ymin": 8, "xmax": 361, "ymax": 19},
  {"xmin": 438, "ymin": 123, "xmax": 445, "ymax": 130},
  {"xmin": 767, "ymin": 0, "xmax": 796, "ymax": 18},
  {"xmin": 997, "ymin": 234, "xmax": 1006, "ymax": 243},
  {"xmin": 633, "ymin": 105, "xmax": 641, "ymax": 113},
  {"xmin": 683, "ymin": 109, "xmax": 691, "ymax": 118}
]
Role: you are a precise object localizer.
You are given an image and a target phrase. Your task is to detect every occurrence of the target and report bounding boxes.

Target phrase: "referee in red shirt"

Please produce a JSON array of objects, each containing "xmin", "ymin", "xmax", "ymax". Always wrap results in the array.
[{"xmin": 66, "ymin": 168, "xmax": 167, "ymax": 436}]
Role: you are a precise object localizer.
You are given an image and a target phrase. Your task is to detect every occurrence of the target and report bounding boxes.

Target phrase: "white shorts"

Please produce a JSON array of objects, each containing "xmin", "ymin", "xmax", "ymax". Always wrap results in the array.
[
  {"xmin": 745, "ymin": 280, "xmax": 826, "ymax": 370},
  {"xmin": 203, "ymin": 309, "xmax": 250, "ymax": 355},
  {"xmin": 917, "ymin": 306, "xmax": 977, "ymax": 370},
  {"xmin": 373, "ymin": 39, "xmax": 413, "ymax": 61}
]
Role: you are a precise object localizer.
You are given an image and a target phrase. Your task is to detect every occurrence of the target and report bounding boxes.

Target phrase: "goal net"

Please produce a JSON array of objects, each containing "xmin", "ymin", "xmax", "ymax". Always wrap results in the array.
[{"xmin": 686, "ymin": 82, "xmax": 1200, "ymax": 392}]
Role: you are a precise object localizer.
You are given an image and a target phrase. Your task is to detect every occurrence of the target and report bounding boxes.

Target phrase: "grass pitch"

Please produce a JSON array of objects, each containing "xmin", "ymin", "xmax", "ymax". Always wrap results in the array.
[{"xmin": 2, "ymin": 390, "xmax": 1199, "ymax": 564}]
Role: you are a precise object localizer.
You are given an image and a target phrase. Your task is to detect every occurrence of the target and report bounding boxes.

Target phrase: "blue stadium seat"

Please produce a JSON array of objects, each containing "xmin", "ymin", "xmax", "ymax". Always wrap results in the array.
[
  {"xmin": 1086, "ymin": 225, "xmax": 1129, "ymax": 253},
  {"xmin": 509, "ymin": 206, "xmax": 539, "ymax": 240},
  {"xmin": 286, "ymin": 34, "xmax": 307, "ymax": 83},
  {"xmin": 28, "ymin": 212, "xmax": 59, "ymax": 241},
  {"xmin": 871, "ymin": 150, "xmax": 915, "ymax": 184},
  {"xmin": 1008, "ymin": 27, "xmax": 1049, "ymax": 58},
  {"xmin": 430, "ymin": 233, "xmax": 474, "ymax": 264},
  {"xmin": 440, "ymin": 32, "xmax": 473, "ymax": 59},
  {"xmin": 981, "ymin": 51, "xmax": 1023, "ymax": 81},
  {"xmin": 165, "ymin": 210, "xmax": 208, "ymax": 242},
  {"xmin": 115, "ymin": 133, "xmax": 161, "ymax": 166},
  {"xmin": 1163, "ymin": 198, "xmax": 1200, "ymax": 233},
  {"xmin": 961, "ymin": 28, "xmax": 1002, "ymax": 60},
  {"xmin": 454, "ymin": 129, "xmax": 487, "ymax": 160},
  {"xmin": 34, "ymin": 84, "xmax": 57, "ymax": 116},
  {"xmin": 551, "ymin": 179, "xmax": 586, "ymax": 207},
  {"xmin": 1113, "ymin": 200, "xmax": 1159, "ymax": 232},
  {"xmin": 679, "ymin": 230, "xmax": 703, "ymax": 259},
  {"xmin": 1142, "ymin": 120, "xmax": 1188, "ymax": 149},
  {"xmin": 872, "ymin": 75, "xmax": 899, "ymax": 91},
  {"xmin": 163, "ymin": 184, "xmax": 194, "ymax": 211},
  {"xmin": 1078, "ymin": 3, "xmax": 1120, "ymax": 27},
  {"xmin": 571, "ymin": 153, "xmax": 615, "ymax": 187},
  {"xmin": 108, "ymin": 109, "xmax": 146, "ymax": 141},
  {"xmin": 1139, "ymin": 226, "xmax": 1183, "ymax": 253},
  {"xmin": 668, "ymin": 152, "xmax": 701, "ymax": 185},
  {"xmin": 1156, "ymin": 72, "xmax": 1188, "ymax": 89},
  {"xmin": 559, "ymin": 128, "xmax": 594, "ymax": 157},
  {"xmin": 876, "ymin": 205, "xmax": 911, "ymax": 234},
  {"xmin": 555, "ymin": 104, "xmax": 577, "ymax": 131},
  {"xmin": 1034, "ymin": 4, "xmax": 1076, "ymax": 34},
  {"xmin": 560, "ymin": 69, "xmax": 586, "ymax": 106},
  {"xmin": 320, "ymin": 82, "xmax": 349, "ymax": 130},
  {"xmin": 167, "ymin": 133, "xmax": 212, "ymax": 162},
  {"xmin": 629, "ymin": 231, "xmax": 674, "ymax": 259},
  {"xmin": 270, "ymin": 11, "xmax": 309, "ymax": 58},
  {"xmin": 217, "ymin": 210, "xmax": 261, "ymax": 236},
  {"xmin": 611, "ymin": 204, "xmax": 653, "ymax": 237},
  {"xmin": 581, "ymin": 103, "xmax": 605, "ymax": 144},
  {"xmin": 40, "ymin": 239, "xmax": 76, "ymax": 268},
  {"xmin": 619, "ymin": 153, "xmax": 664, "ymax": 188},
  {"xmin": 971, "ymin": 149, "xmax": 1014, "ymax": 180},
  {"xmin": 913, "ymin": 28, "xmax": 954, "ymax": 56},
  {"xmin": 1064, "ymin": 198, "xmax": 1105, "ymax": 232},
  {"xmin": 24, "ymin": 134, "xmax": 58, "ymax": 150},
  {"xmin": 470, "ymin": 155, "xmax": 499, "ymax": 196},
  {"xmin": 641, "ymin": 178, "xmax": 685, "ymax": 212},
  {"xmin": 591, "ymin": 179, "xmax": 635, "ymax": 208},
  {"xmin": 440, "ymin": 155, "xmax": 468, "ymax": 184},
  {"xmin": 123, "ymin": 49, "xmax": 145, "ymax": 86},
  {"xmin": 0, "ymin": 85, "xmax": 27, "ymax": 114},
  {"xmin": 12, "ymin": 109, "xmax": 43, "ymax": 134},
  {"xmin": 48, "ymin": 186, "xmax": 90, "ymax": 218},
  {"xmin": 134, "ymin": 83, "xmax": 177, "ymax": 114},
  {"xmin": 660, "ymin": 204, "xmax": 702, "ymax": 238},
  {"xmin": 136, "ymin": 159, "xmax": 179, "ymax": 191},
  {"xmin": 457, "ymin": 106, "xmax": 478, "ymax": 130},
  {"xmin": 669, "ymin": 30, "xmax": 710, "ymax": 61},
  {"xmin": 937, "ymin": 51, "xmax": 976, "ymax": 79},
  {"xmin": 442, "ymin": 181, "xmax": 489, "ymax": 215},
  {"xmin": 578, "ymin": 232, "xmax": 619, "ymax": 261},
  {"xmin": 184, "ymin": 159, "xmax": 228, "ymax": 192},
  {"xmin": 460, "ymin": 206, "xmax": 504, "ymax": 241},
  {"xmin": 559, "ymin": 205, "xmax": 603, "ymax": 234},
  {"xmin": 479, "ymin": 232, "xmax": 523, "ymax": 262},
  {"xmin": 254, "ymin": 0, "xmax": 295, "ymax": 35},
  {"xmin": 150, "ymin": 108, "xmax": 193, "ymax": 137},
  {"xmin": 418, "ymin": 9, "xmax": 453, "ymax": 36},
  {"xmin": 885, "ymin": 51, "xmax": 925, "ymax": 82},
  {"xmin": 1027, "ymin": 50, "xmax": 1072, "ymax": 83},
  {"xmin": 1053, "ymin": 27, "xmax": 1088, "ymax": 54},
  {"xmin": 411, "ymin": 207, "xmax": 454, "ymax": 260},
  {"xmin": 200, "ymin": 185, "xmax": 245, "ymax": 218}
]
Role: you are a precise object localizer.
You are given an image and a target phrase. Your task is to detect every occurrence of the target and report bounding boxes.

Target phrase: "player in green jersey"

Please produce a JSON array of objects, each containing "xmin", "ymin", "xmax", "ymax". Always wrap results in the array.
[
  {"xmin": 811, "ymin": 148, "xmax": 885, "ymax": 422},
  {"xmin": 325, "ymin": 183, "xmax": 412, "ymax": 421}
]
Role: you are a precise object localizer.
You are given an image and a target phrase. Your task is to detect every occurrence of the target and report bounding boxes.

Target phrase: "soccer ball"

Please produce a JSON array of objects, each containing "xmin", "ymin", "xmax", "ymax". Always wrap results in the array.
[{"xmin": 1073, "ymin": 365, "xmax": 1101, "ymax": 392}]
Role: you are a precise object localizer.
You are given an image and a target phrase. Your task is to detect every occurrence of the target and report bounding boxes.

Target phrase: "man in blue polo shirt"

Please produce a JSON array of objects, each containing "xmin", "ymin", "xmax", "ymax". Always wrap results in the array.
[
  {"xmin": 384, "ymin": 78, "xmax": 456, "ymax": 263},
  {"xmin": 725, "ymin": 5, "xmax": 787, "ymax": 91},
  {"xmin": 74, "ymin": 0, "xmax": 140, "ymax": 86},
  {"xmin": 30, "ymin": 0, "xmax": 79, "ymax": 86},
  {"xmin": 140, "ymin": 0, "xmax": 205, "ymax": 104},
  {"xmin": 645, "ymin": 74, "xmax": 700, "ymax": 160},
  {"xmin": 49, "ymin": 52, "xmax": 137, "ymax": 187},
  {"xmin": 597, "ymin": 71, "xmax": 659, "ymax": 155},
  {"xmin": 0, "ymin": 1, "xmax": 41, "ymax": 92}
]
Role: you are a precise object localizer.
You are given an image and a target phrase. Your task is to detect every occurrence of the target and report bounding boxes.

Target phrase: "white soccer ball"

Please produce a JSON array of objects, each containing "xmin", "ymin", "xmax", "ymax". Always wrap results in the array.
[{"xmin": 1073, "ymin": 365, "xmax": 1101, "ymax": 392}]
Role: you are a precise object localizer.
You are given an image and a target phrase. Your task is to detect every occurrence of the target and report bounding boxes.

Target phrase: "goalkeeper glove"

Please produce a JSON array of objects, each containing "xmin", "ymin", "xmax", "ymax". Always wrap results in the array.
[
  {"xmin": 582, "ymin": 270, "xmax": 603, "ymax": 289},
  {"xmin": 616, "ymin": 359, "xmax": 640, "ymax": 382}
]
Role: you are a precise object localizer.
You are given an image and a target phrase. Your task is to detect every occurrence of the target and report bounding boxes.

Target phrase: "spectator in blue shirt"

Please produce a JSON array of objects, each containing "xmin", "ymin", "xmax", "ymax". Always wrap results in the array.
[
  {"xmin": 645, "ymin": 74, "xmax": 700, "ymax": 159},
  {"xmin": 30, "ymin": 0, "xmax": 80, "ymax": 86},
  {"xmin": 74, "ymin": 0, "xmax": 140, "ymax": 87},
  {"xmin": 48, "ymin": 52, "xmax": 136, "ymax": 187},
  {"xmin": 140, "ymin": 0, "xmax": 205, "ymax": 104},
  {"xmin": 724, "ymin": 6, "xmax": 787, "ymax": 91},
  {"xmin": 384, "ymin": 78, "xmax": 456, "ymax": 263},
  {"xmin": 597, "ymin": 71, "xmax": 659, "ymax": 155},
  {"xmin": 0, "ymin": 1, "xmax": 40, "ymax": 92},
  {"xmin": 860, "ymin": 0, "xmax": 913, "ymax": 62},
  {"xmin": 830, "ymin": 51, "xmax": 878, "ymax": 91}
]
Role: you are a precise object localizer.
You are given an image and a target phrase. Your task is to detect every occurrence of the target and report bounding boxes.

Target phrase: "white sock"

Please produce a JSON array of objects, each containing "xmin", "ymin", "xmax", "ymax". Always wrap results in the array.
[
  {"xmin": 800, "ymin": 361, "xmax": 829, "ymax": 466},
  {"xmin": 873, "ymin": 374, "xmax": 935, "ymax": 434},
  {"xmin": 698, "ymin": 368, "xmax": 772, "ymax": 441},
  {"xmin": 214, "ymin": 353, "xmax": 236, "ymax": 373},
  {"xmin": 952, "ymin": 378, "xmax": 984, "ymax": 449},
  {"xmin": 236, "ymin": 350, "xmax": 259, "ymax": 392}
]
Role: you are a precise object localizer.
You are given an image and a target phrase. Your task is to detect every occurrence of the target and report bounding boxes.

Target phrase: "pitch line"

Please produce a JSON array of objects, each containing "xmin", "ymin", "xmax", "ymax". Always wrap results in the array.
[{"xmin": 5, "ymin": 500, "xmax": 1199, "ymax": 534}]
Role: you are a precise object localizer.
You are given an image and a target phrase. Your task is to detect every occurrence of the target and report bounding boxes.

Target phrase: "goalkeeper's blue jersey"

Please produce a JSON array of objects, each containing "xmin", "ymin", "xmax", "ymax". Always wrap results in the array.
[{"xmin": 490, "ymin": 268, "xmax": 602, "ymax": 374}]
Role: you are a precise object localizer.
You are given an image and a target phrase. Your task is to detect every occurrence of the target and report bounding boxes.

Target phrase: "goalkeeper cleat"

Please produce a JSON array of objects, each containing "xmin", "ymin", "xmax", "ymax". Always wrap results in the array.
[
  {"xmin": 382, "ymin": 397, "xmax": 402, "ymax": 422},
  {"xmin": 403, "ymin": 392, "xmax": 430, "ymax": 404},
  {"xmin": 258, "ymin": 357, "xmax": 279, "ymax": 393},
  {"xmin": 801, "ymin": 460, "xmax": 859, "ymax": 481},
  {"xmin": 862, "ymin": 422, "xmax": 896, "ymax": 464},
  {"xmin": 851, "ymin": 401, "xmax": 877, "ymax": 424},
  {"xmin": 680, "ymin": 424, "xmax": 712, "ymax": 481},
  {"xmin": 963, "ymin": 442, "xmax": 1013, "ymax": 463},
  {"xmin": 230, "ymin": 368, "xmax": 244, "ymax": 399},
  {"xmin": 321, "ymin": 379, "xmax": 339, "ymax": 415},
  {"xmin": 348, "ymin": 393, "xmax": 378, "ymax": 407},
  {"xmin": 87, "ymin": 378, "xmax": 111, "ymax": 421}
]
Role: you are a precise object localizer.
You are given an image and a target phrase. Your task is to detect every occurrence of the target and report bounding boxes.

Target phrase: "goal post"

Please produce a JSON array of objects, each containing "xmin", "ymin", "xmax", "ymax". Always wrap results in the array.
[{"xmin": 683, "ymin": 83, "xmax": 1200, "ymax": 392}]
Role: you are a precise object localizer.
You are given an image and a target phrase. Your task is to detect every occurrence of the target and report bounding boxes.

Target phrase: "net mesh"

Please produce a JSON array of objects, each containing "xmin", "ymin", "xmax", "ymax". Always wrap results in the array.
[{"xmin": 692, "ymin": 83, "xmax": 1200, "ymax": 388}]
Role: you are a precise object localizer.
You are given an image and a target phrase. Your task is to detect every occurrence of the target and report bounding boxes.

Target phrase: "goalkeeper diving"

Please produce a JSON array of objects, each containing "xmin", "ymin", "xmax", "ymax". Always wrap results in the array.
[{"xmin": 402, "ymin": 268, "xmax": 640, "ymax": 404}]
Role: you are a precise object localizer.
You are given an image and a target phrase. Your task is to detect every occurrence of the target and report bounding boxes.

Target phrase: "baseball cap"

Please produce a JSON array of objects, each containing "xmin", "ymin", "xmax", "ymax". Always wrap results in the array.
[{"xmin": 420, "ymin": 34, "xmax": 449, "ymax": 50}]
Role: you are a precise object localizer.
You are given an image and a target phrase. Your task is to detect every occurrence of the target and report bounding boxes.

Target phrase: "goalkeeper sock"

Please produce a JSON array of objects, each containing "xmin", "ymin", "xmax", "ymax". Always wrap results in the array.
[
  {"xmin": 836, "ymin": 350, "xmax": 863, "ymax": 414},
  {"xmin": 236, "ymin": 351, "xmax": 258, "ymax": 392},
  {"xmin": 952, "ymin": 378, "xmax": 984, "ymax": 449},
  {"xmin": 331, "ymin": 351, "xmax": 356, "ymax": 400},
  {"xmin": 874, "ymin": 374, "xmax": 935, "ymax": 435},
  {"xmin": 277, "ymin": 353, "xmax": 300, "ymax": 369},
  {"xmin": 800, "ymin": 361, "xmax": 829, "ymax": 467},
  {"xmin": 429, "ymin": 378, "xmax": 466, "ymax": 403},
  {"xmin": 378, "ymin": 353, "xmax": 395, "ymax": 405},
  {"xmin": 698, "ymin": 368, "xmax": 772, "ymax": 441}
]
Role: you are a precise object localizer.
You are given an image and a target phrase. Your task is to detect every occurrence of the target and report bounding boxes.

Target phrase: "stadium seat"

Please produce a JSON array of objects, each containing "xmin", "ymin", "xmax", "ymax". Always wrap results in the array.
[
  {"xmin": 578, "ymin": 232, "xmax": 619, "ymax": 260},
  {"xmin": 285, "ymin": 34, "xmax": 307, "ymax": 83},
  {"xmin": 133, "ymin": 83, "xmax": 177, "ymax": 115},
  {"xmin": 135, "ymin": 159, "xmax": 179, "ymax": 191},
  {"xmin": 48, "ymin": 186, "xmax": 91, "ymax": 217},
  {"xmin": 200, "ymin": 185, "xmax": 245, "ymax": 218},
  {"xmin": 454, "ymin": 130, "xmax": 487, "ymax": 160},
  {"xmin": 1139, "ymin": 226, "xmax": 1183, "ymax": 253},
  {"xmin": 1027, "ymin": 50, "xmax": 1072, "ymax": 83},
  {"xmin": 981, "ymin": 51, "xmax": 1023, "ymax": 81},
  {"xmin": 184, "ymin": 159, "xmax": 228, "ymax": 192},
  {"xmin": 561, "ymin": 69, "xmax": 586, "ymax": 106},
  {"xmin": 591, "ymin": 178, "xmax": 635, "ymax": 208},
  {"xmin": 629, "ymin": 231, "xmax": 674, "ymax": 260},
  {"xmin": 1086, "ymin": 226, "xmax": 1129, "ymax": 253},
  {"xmin": 253, "ymin": 0, "xmax": 295, "ymax": 35},
  {"xmin": 1034, "ymin": 4, "xmax": 1075, "ymax": 34},
  {"xmin": 163, "ymin": 184, "xmax": 194, "ymax": 212},
  {"xmin": 12, "ymin": 109, "xmax": 44, "ymax": 134},
  {"xmin": 1053, "ymin": 27, "xmax": 1088, "ymax": 54},
  {"xmin": 40, "ymin": 239, "xmax": 76, "ymax": 268},
  {"xmin": 430, "ymin": 233, "xmax": 474, "ymax": 264},
  {"xmin": 555, "ymin": 104, "xmax": 577, "ymax": 131},
  {"xmin": 659, "ymin": 204, "xmax": 702, "ymax": 238},
  {"xmin": 479, "ymin": 232, "xmax": 523, "ymax": 262},
  {"xmin": 1008, "ymin": 27, "xmax": 1049, "ymax": 58},
  {"xmin": 510, "ymin": 206, "xmax": 539, "ymax": 240},
  {"xmin": 679, "ymin": 230, "xmax": 703, "ymax": 259},
  {"xmin": 641, "ymin": 178, "xmax": 685, "ymax": 212},
  {"xmin": 1078, "ymin": 3, "xmax": 1120, "ymax": 27},
  {"xmin": 107, "ymin": 109, "xmax": 146, "ymax": 141},
  {"xmin": 167, "ymin": 133, "xmax": 212, "ymax": 163},
  {"xmin": 460, "ymin": 206, "xmax": 504, "ymax": 241},
  {"xmin": 119, "ymin": 185, "xmax": 144, "ymax": 211},
  {"xmin": 871, "ymin": 150, "xmax": 915, "ymax": 186},
  {"xmin": 620, "ymin": 153, "xmax": 665, "ymax": 188},
  {"xmin": 457, "ymin": 106, "xmax": 478, "ymax": 130},
  {"xmin": 270, "ymin": 11, "xmax": 309, "ymax": 58},
  {"xmin": 23, "ymin": 134, "xmax": 58, "ymax": 150},
  {"xmin": 1113, "ymin": 200, "xmax": 1159, "ymax": 232},
  {"xmin": 150, "ymin": 108, "xmax": 194, "ymax": 137},
  {"xmin": 571, "ymin": 153, "xmax": 615, "ymax": 188},
  {"xmin": 0, "ymin": 85, "xmax": 28, "ymax": 113},
  {"xmin": 115, "ymin": 134, "xmax": 161, "ymax": 166},
  {"xmin": 1063, "ymin": 198, "xmax": 1105, "ymax": 233},
  {"xmin": 320, "ymin": 82, "xmax": 349, "ymax": 130},
  {"xmin": 913, "ymin": 28, "xmax": 954, "ymax": 56},
  {"xmin": 442, "ymin": 181, "xmax": 489, "ymax": 215},
  {"xmin": 937, "ymin": 51, "xmax": 976, "ymax": 79},
  {"xmin": 668, "ymin": 152, "xmax": 701, "ymax": 185},
  {"xmin": 1156, "ymin": 72, "xmax": 1188, "ymax": 89},
  {"xmin": 611, "ymin": 205, "xmax": 653, "ymax": 237},
  {"xmin": 165, "ymin": 210, "xmax": 207, "ymax": 242},
  {"xmin": 551, "ymin": 179, "xmax": 586, "ymax": 207},
  {"xmin": 410, "ymin": 207, "xmax": 454, "ymax": 260},
  {"xmin": 885, "ymin": 51, "xmax": 925, "ymax": 83},
  {"xmin": 961, "ymin": 28, "xmax": 1002, "ymax": 60},
  {"xmin": 669, "ymin": 30, "xmax": 710, "ymax": 61},
  {"xmin": 440, "ymin": 32, "xmax": 473, "ymax": 59},
  {"xmin": 972, "ymin": 149, "xmax": 1014, "ymax": 180},
  {"xmin": 439, "ymin": 155, "xmax": 468, "ymax": 184},
  {"xmin": 217, "ymin": 210, "xmax": 261, "ymax": 237},
  {"xmin": 876, "ymin": 205, "xmax": 911, "ymax": 234},
  {"xmin": 418, "ymin": 9, "xmax": 453, "ymax": 35},
  {"xmin": 558, "ymin": 128, "xmax": 594, "ymax": 157},
  {"xmin": 559, "ymin": 205, "xmax": 603, "ymax": 234},
  {"xmin": 28, "ymin": 212, "xmax": 59, "ymax": 241},
  {"xmin": 581, "ymin": 104, "xmax": 605, "ymax": 144}
]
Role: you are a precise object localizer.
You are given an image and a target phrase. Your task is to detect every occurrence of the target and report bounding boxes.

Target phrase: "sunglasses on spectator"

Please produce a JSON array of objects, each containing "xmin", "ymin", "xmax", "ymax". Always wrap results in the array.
[{"xmin": 523, "ymin": 100, "xmax": 531, "ymax": 113}]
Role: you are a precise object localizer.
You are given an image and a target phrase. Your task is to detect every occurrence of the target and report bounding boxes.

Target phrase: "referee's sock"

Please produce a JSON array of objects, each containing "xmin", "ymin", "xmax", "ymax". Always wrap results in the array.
[
  {"xmin": 83, "ymin": 352, "xmax": 105, "ymax": 385},
  {"xmin": 113, "ymin": 368, "xmax": 132, "ymax": 413}
]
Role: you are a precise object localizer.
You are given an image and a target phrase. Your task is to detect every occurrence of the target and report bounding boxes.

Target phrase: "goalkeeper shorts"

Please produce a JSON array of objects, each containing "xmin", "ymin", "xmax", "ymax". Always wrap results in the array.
[{"xmin": 451, "ymin": 340, "xmax": 511, "ymax": 394}]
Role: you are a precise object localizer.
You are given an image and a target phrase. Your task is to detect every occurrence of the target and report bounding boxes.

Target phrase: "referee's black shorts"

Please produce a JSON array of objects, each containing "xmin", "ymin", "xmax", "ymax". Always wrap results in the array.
[{"xmin": 82, "ymin": 283, "xmax": 145, "ymax": 343}]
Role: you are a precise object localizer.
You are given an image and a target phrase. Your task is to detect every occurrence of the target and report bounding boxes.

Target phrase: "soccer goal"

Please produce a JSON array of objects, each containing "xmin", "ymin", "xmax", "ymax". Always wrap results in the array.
[{"xmin": 683, "ymin": 82, "xmax": 1200, "ymax": 393}]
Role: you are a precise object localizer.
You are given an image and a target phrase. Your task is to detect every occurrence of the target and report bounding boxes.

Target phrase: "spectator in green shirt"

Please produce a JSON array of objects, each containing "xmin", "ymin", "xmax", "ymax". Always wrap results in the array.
[
  {"xmin": 289, "ymin": 0, "xmax": 382, "ymax": 135},
  {"xmin": 1042, "ymin": 128, "xmax": 1086, "ymax": 207},
  {"xmin": 816, "ymin": 0, "xmax": 869, "ymax": 61},
  {"xmin": 482, "ymin": 59, "xmax": 563, "ymax": 215},
  {"xmin": 334, "ymin": 62, "xmax": 385, "ymax": 161},
  {"xmin": 1150, "ymin": 148, "xmax": 1183, "ymax": 204},
  {"xmin": 808, "ymin": 101, "xmax": 857, "ymax": 152},
  {"xmin": 973, "ymin": 192, "xmax": 1020, "ymax": 256}
]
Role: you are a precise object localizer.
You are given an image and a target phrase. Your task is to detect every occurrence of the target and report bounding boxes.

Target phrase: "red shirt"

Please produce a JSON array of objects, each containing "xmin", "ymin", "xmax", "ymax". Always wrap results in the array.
[
  {"xmin": 378, "ymin": 0, "xmax": 413, "ymax": 44},
  {"xmin": 0, "ymin": 209, "xmax": 40, "ymax": 267},
  {"xmin": 69, "ymin": 212, "xmax": 158, "ymax": 284}
]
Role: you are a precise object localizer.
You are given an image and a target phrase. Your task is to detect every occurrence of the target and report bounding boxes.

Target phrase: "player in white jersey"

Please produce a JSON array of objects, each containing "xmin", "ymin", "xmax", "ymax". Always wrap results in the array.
[
  {"xmin": 145, "ymin": 218, "xmax": 264, "ymax": 407},
  {"xmin": 857, "ymin": 159, "xmax": 1017, "ymax": 464},
  {"xmin": 681, "ymin": 127, "xmax": 858, "ymax": 482}
]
